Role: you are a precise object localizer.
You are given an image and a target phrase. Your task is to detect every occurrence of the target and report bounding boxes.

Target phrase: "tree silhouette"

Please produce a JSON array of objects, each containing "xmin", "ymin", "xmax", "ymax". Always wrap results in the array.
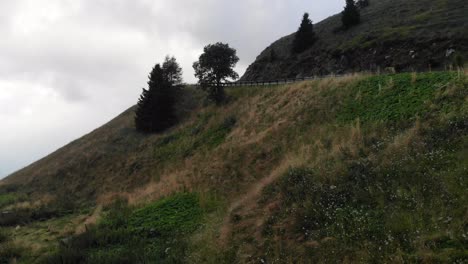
[
  {"xmin": 342, "ymin": 0, "xmax": 361, "ymax": 29},
  {"xmin": 135, "ymin": 57, "xmax": 182, "ymax": 133},
  {"xmin": 356, "ymin": 0, "xmax": 369, "ymax": 8},
  {"xmin": 162, "ymin": 56, "xmax": 183, "ymax": 86},
  {"xmin": 292, "ymin": 13, "xmax": 316, "ymax": 53},
  {"xmin": 193, "ymin": 42, "xmax": 239, "ymax": 104}
]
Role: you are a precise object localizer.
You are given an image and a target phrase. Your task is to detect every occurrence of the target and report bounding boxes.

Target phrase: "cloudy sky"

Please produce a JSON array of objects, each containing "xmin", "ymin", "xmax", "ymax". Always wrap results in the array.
[{"xmin": 0, "ymin": 0, "xmax": 343, "ymax": 178}]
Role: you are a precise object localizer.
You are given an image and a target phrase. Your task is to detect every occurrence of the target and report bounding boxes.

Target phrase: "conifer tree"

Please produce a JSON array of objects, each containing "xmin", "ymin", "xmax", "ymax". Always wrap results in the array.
[
  {"xmin": 162, "ymin": 56, "xmax": 183, "ymax": 86},
  {"xmin": 135, "ymin": 87, "xmax": 152, "ymax": 132},
  {"xmin": 292, "ymin": 13, "xmax": 316, "ymax": 53},
  {"xmin": 357, "ymin": 0, "xmax": 369, "ymax": 8},
  {"xmin": 342, "ymin": 0, "xmax": 361, "ymax": 29},
  {"xmin": 135, "ymin": 57, "xmax": 182, "ymax": 133}
]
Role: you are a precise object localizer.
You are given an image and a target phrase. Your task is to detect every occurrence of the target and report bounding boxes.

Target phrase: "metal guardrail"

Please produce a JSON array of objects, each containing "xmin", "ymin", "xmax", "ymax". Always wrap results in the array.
[
  {"xmin": 198, "ymin": 74, "xmax": 347, "ymax": 87},
  {"xmin": 189, "ymin": 69, "xmax": 462, "ymax": 87}
]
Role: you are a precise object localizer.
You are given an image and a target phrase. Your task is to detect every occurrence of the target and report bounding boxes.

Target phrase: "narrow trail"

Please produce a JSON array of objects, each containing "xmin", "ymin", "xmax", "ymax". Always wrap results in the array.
[
  {"xmin": 75, "ymin": 205, "xmax": 102, "ymax": 234},
  {"xmin": 219, "ymin": 160, "xmax": 290, "ymax": 244}
]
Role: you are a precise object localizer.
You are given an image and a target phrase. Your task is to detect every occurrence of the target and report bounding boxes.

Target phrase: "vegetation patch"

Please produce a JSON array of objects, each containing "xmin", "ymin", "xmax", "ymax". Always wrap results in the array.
[
  {"xmin": 260, "ymin": 115, "xmax": 468, "ymax": 262},
  {"xmin": 0, "ymin": 193, "xmax": 22, "ymax": 209},
  {"xmin": 153, "ymin": 113, "xmax": 236, "ymax": 165},
  {"xmin": 337, "ymin": 72, "xmax": 460, "ymax": 123},
  {"xmin": 44, "ymin": 193, "xmax": 208, "ymax": 264},
  {"xmin": 129, "ymin": 193, "xmax": 203, "ymax": 235}
]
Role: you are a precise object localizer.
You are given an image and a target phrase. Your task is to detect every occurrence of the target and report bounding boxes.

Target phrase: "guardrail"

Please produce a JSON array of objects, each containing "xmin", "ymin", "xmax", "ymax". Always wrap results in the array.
[
  {"xmin": 198, "ymin": 74, "xmax": 347, "ymax": 87},
  {"xmin": 191, "ymin": 69, "xmax": 461, "ymax": 87}
]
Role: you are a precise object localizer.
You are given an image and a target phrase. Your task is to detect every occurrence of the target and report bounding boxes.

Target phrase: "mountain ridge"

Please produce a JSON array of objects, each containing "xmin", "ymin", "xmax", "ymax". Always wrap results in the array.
[{"xmin": 241, "ymin": 0, "xmax": 468, "ymax": 81}]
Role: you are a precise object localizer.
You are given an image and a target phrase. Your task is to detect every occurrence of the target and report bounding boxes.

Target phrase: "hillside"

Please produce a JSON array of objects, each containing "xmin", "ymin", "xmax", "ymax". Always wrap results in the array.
[
  {"xmin": 1, "ymin": 71, "xmax": 467, "ymax": 263},
  {"xmin": 241, "ymin": 0, "xmax": 468, "ymax": 81}
]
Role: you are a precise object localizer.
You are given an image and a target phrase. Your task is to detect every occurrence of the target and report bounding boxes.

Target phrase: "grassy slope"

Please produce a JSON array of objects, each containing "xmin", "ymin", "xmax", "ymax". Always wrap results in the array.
[
  {"xmin": 1, "ymin": 71, "xmax": 467, "ymax": 263},
  {"xmin": 241, "ymin": 0, "xmax": 468, "ymax": 80}
]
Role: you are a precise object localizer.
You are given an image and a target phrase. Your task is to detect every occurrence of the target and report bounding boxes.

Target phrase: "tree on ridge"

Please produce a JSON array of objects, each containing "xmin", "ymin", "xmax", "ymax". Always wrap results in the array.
[
  {"xmin": 135, "ymin": 56, "xmax": 182, "ymax": 133},
  {"xmin": 193, "ymin": 42, "xmax": 239, "ymax": 104},
  {"xmin": 342, "ymin": 0, "xmax": 361, "ymax": 29},
  {"xmin": 292, "ymin": 13, "xmax": 317, "ymax": 53}
]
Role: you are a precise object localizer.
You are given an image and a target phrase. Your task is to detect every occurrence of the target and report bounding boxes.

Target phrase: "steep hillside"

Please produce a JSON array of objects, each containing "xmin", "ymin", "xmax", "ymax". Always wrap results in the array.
[
  {"xmin": 1, "ymin": 89, "xmax": 204, "ymax": 202},
  {"xmin": 241, "ymin": 0, "xmax": 468, "ymax": 81},
  {"xmin": 1, "ymin": 72, "xmax": 467, "ymax": 263}
]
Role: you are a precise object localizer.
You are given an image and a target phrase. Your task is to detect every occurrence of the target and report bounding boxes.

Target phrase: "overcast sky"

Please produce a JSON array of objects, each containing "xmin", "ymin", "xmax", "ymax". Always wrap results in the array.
[{"xmin": 0, "ymin": 0, "xmax": 343, "ymax": 179}]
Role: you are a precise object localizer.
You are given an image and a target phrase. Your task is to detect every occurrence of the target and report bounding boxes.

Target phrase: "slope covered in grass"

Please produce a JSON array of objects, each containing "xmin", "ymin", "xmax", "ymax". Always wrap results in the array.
[
  {"xmin": 241, "ymin": 0, "xmax": 468, "ymax": 80},
  {"xmin": 1, "ymin": 71, "xmax": 467, "ymax": 263}
]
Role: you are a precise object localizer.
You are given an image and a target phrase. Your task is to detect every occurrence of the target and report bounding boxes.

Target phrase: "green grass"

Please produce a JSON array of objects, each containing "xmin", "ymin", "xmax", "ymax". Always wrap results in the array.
[
  {"xmin": 258, "ymin": 76, "xmax": 468, "ymax": 262},
  {"xmin": 153, "ymin": 113, "xmax": 236, "ymax": 167},
  {"xmin": 129, "ymin": 193, "xmax": 203, "ymax": 235},
  {"xmin": 0, "ymin": 193, "xmax": 19, "ymax": 208},
  {"xmin": 337, "ymin": 72, "xmax": 461, "ymax": 122},
  {"xmin": 0, "ymin": 191, "xmax": 28, "ymax": 209},
  {"xmin": 44, "ymin": 193, "xmax": 210, "ymax": 264}
]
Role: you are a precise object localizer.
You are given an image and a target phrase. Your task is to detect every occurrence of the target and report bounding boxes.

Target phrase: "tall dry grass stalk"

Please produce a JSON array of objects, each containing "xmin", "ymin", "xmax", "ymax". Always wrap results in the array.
[{"xmin": 411, "ymin": 72, "xmax": 417, "ymax": 84}]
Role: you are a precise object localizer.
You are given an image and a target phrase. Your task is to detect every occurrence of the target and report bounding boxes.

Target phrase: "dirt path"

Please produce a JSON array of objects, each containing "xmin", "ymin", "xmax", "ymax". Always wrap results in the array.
[
  {"xmin": 219, "ymin": 159, "xmax": 290, "ymax": 244},
  {"xmin": 75, "ymin": 205, "xmax": 102, "ymax": 234}
]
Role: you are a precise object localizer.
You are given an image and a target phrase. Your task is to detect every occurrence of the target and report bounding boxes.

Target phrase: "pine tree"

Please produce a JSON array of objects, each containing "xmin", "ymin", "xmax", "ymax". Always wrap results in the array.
[
  {"xmin": 342, "ymin": 0, "xmax": 361, "ymax": 29},
  {"xmin": 135, "ymin": 58, "xmax": 181, "ymax": 133},
  {"xmin": 292, "ymin": 13, "xmax": 316, "ymax": 53},
  {"xmin": 357, "ymin": 0, "xmax": 369, "ymax": 8},
  {"xmin": 162, "ymin": 56, "xmax": 183, "ymax": 86},
  {"xmin": 270, "ymin": 49, "xmax": 277, "ymax": 62},
  {"xmin": 134, "ymin": 87, "xmax": 151, "ymax": 132}
]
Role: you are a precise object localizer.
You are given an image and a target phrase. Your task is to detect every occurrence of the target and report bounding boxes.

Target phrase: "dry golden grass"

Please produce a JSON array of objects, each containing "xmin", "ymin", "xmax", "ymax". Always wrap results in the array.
[{"xmin": 3, "ymin": 71, "xmax": 466, "ymax": 262}]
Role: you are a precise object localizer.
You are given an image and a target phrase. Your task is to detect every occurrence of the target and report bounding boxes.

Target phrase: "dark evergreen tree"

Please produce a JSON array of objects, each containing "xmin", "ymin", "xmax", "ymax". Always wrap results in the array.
[
  {"xmin": 162, "ymin": 56, "xmax": 183, "ymax": 86},
  {"xmin": 135, "ymin": 87, "xmax": 152, "ymax": 132},
  {"xmin": 193, "ymin": 42, "xmax": 239, "ymax": 104},
  {"xmin": 270, "ymin": 48, "xmax": 277, "ymax": 62},
  {"xmin": 356, "ymin": 0, "xmax": 369, "ymax": 8},
  {"xmin": 292, "ymin": 13, "xmax": 316, "ymax": 53},
  {"xmin": 135, "ymin": 57, "xmax": 182, "ymax": 133},
  {"xmin": 342, "ymin": 0, "xmax": 361, "ymax": 29}
]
